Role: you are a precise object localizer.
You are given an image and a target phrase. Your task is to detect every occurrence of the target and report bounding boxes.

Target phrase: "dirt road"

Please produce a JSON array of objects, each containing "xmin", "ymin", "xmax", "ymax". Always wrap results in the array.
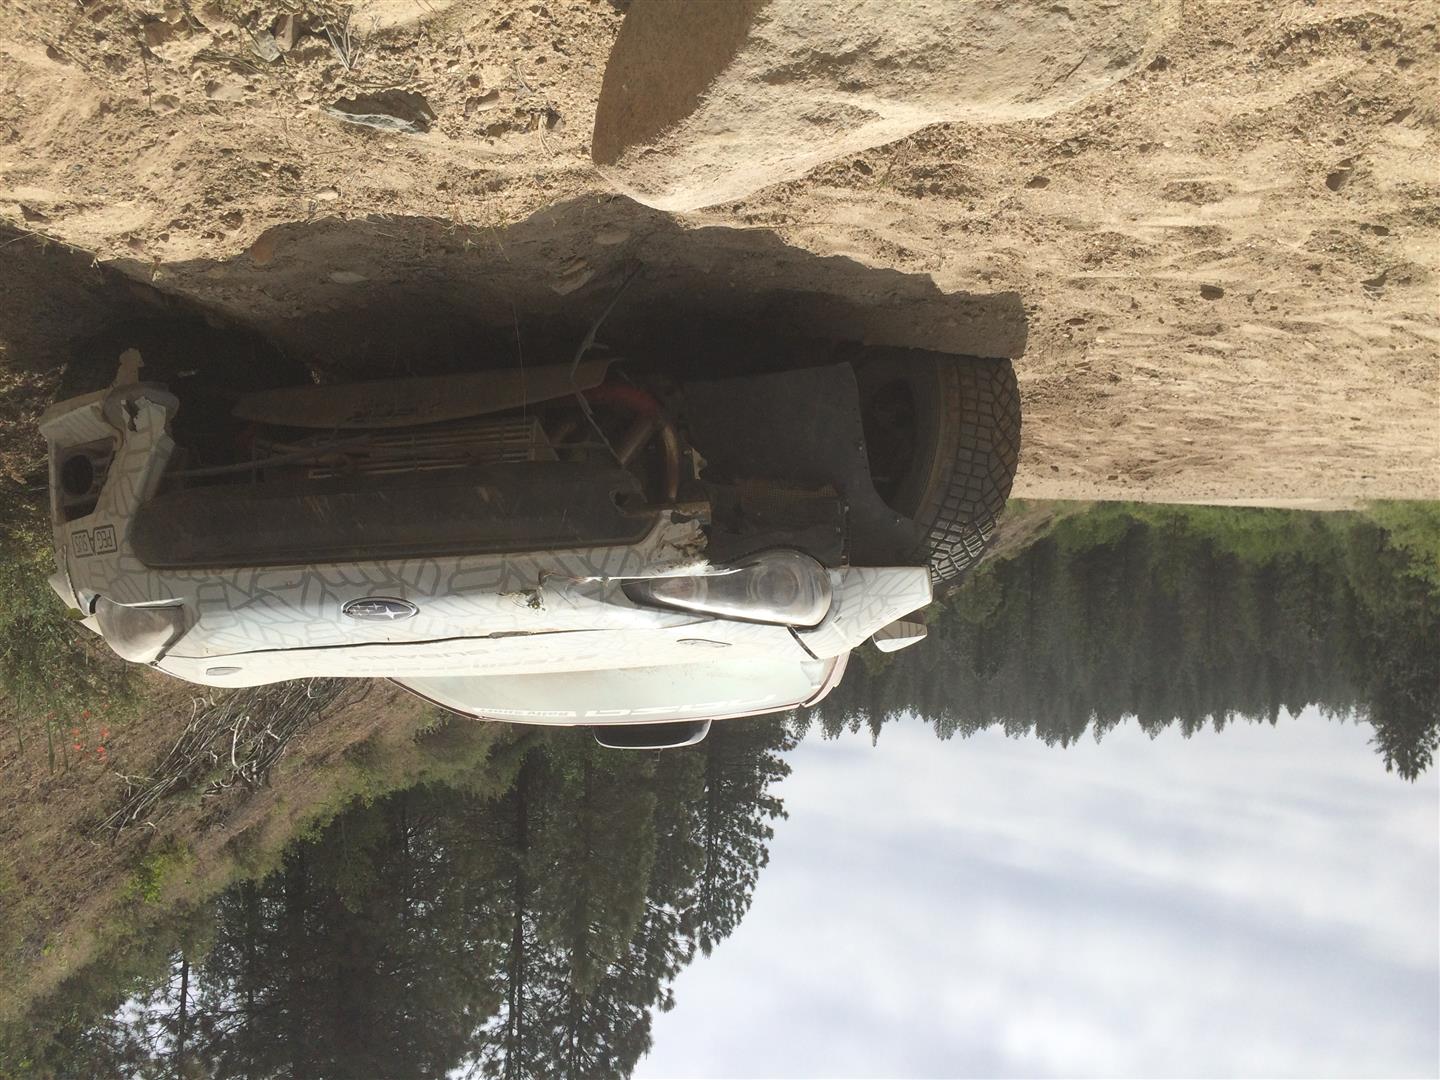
[{"xmin": 1, "ymin": 0, "xmax": 1436, "ymax": 504}]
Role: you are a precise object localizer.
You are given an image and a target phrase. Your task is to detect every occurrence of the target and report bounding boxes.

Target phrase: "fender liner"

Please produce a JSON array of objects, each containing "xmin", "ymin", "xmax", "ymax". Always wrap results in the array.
[{"xmin": 682, "ymin": 364, "xmax": 926, "ymax": 566}]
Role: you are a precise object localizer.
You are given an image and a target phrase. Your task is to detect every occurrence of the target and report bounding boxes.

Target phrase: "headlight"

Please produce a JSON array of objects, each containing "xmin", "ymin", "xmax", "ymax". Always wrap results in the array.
[
  {"xmin": 624, "ymin": 549, "xmax": 832, "ymax": 627},
  {"xmin": 94, "ymin": 598, "xmax": 187, "ymax": 663}
]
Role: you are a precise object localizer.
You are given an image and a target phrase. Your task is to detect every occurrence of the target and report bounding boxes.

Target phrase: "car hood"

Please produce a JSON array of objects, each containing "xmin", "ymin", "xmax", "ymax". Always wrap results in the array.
[{"xmin": 396, "ymin": 652, "xmax": 844, "ymax": 726}]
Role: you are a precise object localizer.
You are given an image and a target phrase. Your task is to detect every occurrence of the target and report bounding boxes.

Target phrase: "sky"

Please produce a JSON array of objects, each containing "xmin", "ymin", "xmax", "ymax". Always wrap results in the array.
[{"xmin": 637, "ymin": 709, "xmax": 1440, "ymax": 1079}]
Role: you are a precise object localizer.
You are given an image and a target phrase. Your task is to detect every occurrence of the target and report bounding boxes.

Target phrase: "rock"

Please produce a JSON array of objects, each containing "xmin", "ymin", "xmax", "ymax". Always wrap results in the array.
[
  {"xmin": 194, "ymin": 4, "xmax": 242, "ymax": 36},
  {"xmin": 248, "ymin": 230, "xmax": 278, "ymax": 266},
  {"xmin": 324, "ymin": 89, "xmax": 437, "ymax": 134},
  {"xmin": 551, "ymin": 259, "xmax": 595, "ymax": 295},
  {"xmin": 249, "ymin": 29, "xmax": 282, "ymax": 63},
  {"xmin": 271, "ymin": 13, "xmax": 302, "ymax": 51},
  {"xmin": 592, "ymin": 0, "xmax": 1176, "ymax": 211},
  {"xmin": 204, "ymin": 75, "xmax": 247, "ymax": 102},
  {"xmin": 142, "ymin": 20, "xmax": 174, "ymax": 47},
  {"xmin": 1326, "ymin": 159, "xmax": 1356, "ymax": 192},
  {"xmin": 464, "ymin": 89, "xmax": 501, "ymax": 115},
  {"xmin": 479, "ymin": 116, "xmax": 519, "ymax": 140},
  {"xmin": 1199, "ymin": 284, "xmax": 1225, "ymax": 300}
]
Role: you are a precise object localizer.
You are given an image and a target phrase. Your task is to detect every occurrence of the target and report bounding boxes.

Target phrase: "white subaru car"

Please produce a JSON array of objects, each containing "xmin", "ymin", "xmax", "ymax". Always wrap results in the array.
[{"xmin": 42, "ymin": 323, "xmax": 1018, "ymax": 748}]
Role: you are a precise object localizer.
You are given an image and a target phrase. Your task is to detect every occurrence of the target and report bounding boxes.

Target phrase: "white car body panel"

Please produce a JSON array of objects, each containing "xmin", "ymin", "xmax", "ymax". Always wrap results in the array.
[
  {"xmin": 399, "ymin": 655, "xmax": 836, "ymax": 725},
  {"xmin": 42, "ymin": 384, "xmax": 933, "ymax": 718}
]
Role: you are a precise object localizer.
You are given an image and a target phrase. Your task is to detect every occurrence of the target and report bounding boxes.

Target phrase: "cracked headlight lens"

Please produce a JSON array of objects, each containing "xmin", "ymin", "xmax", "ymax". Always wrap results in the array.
[
  {"xmin": 94, "ymin": 598, "xmax": 187, "ymax": 663},
  {"xmin": 625, "ymin": 549, "xmax": 832, "ymax": 627}
]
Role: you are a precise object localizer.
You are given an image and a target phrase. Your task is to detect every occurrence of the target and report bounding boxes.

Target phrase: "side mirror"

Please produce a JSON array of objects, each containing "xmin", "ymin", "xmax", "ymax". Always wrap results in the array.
[
  {"xmin": 593, "ymin": 720, "xmax": 712, "ymax": 750},
  {"xmin": 871, "ymin": 617, "xmax": 927, "ymax": 653}
]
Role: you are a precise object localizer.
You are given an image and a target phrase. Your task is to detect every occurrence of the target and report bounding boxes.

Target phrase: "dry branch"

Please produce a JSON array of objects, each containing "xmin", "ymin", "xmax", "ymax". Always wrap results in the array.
[{"xmin": 99, "ymin": 678, "xmax": 362, "ymax": 834}]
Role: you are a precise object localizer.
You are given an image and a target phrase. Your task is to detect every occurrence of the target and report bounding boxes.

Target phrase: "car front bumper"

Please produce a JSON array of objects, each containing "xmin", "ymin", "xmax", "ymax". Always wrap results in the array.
[{"xmin": 42, "ymin": 383, "xmax": 931, "ymax": 689}]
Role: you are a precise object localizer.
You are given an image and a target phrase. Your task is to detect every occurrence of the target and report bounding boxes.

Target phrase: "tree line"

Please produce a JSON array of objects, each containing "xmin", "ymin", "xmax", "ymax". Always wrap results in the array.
[
  {"xmin": 797, "ymin": 504, "xmax": 1439, "ymax": 780},
  {"xmin": 0, "ymin": 718, "xmax": 794, "ymax": 1080}
]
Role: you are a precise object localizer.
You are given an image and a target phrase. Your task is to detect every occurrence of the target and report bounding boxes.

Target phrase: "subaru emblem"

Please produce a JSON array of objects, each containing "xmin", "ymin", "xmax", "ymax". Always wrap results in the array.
[{"xmin": 343, "ymin": 597, "xmax": 418, "ymax": 621}]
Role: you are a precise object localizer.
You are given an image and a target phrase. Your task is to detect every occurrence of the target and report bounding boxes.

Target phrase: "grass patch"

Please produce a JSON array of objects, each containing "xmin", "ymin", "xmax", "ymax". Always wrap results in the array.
[
  {"xmin": 0, "ymin": 487, "xmax": 135, "ymax": 767},
  {"xmin": 120, "ymin": 840, "xmax": 193, "ymax": 906},
  {"xmin": 1365, "ymin": 500, "xmax": 1440, "ymax": 587}
]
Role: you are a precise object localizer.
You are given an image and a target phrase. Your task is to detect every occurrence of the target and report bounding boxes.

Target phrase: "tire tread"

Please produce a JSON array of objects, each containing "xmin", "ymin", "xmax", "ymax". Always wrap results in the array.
[{"xmin": 905, "ymin": 358, "xmax": 1021, "ymax": 582}]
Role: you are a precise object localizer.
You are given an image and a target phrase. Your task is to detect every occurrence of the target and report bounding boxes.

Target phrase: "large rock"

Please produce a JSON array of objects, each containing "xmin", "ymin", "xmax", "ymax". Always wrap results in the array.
[{"xmin": 593, "ymin": 0, "xmax": 1175, "ymax": 211}]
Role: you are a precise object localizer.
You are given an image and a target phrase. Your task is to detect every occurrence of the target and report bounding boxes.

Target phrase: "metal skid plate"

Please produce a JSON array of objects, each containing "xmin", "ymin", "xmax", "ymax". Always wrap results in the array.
[
  {"xmin": 130, "ymin": 463, "xmax": 653, "ymax": 568},
  {"xmin": 682, "ymin": 364, "xmax": 926, "ymax": 566}
]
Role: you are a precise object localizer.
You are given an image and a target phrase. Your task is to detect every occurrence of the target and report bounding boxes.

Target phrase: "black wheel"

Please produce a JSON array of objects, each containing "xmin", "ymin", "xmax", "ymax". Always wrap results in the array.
[
  {"xmin": 59, "ymin": 316, "xmax": 309, "ymax": 468},
  {"xmin": 854, "ymin": 348, "xmax": 1021, "ymax": 582}
]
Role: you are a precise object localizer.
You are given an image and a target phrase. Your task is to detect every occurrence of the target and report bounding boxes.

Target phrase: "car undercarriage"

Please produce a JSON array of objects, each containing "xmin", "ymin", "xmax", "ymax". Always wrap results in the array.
[{"xmin": 41, "ymin": 325, "xmax": 1018, "ymax": 746}]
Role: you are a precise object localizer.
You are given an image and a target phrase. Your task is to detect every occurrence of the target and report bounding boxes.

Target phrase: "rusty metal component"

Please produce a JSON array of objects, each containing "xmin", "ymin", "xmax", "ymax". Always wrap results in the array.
[
  {"xmin": 657, "ymin": 415, "xmax": 682, "ymax": 502},
  {"xmin": 548, "ymin": 417, "xmax": 581, "ymax": 446},
  {"xmin": 255, "ymin": 415, "xmax": 556, "ymax": 480},
  {"xmin": 582, "ymin": 381, "xmax": 659, "ymax": 416},
  {"xmin": 584, "ymin": 382, "xmax": 683, "ymax": 502},
  {"xmin": 232, "ymin": 358, "xmax": 612, "ymax": 430},
  {"xmin": 616, "ymin": 414, "xmax": 659, "ymax": 465}
]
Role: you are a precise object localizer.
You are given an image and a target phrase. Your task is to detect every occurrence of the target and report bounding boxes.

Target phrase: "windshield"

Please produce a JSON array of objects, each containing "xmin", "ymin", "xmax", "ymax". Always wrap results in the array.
[{"xmin": 396, "ymin": 654, "xmax": 839, "ymax": 725}]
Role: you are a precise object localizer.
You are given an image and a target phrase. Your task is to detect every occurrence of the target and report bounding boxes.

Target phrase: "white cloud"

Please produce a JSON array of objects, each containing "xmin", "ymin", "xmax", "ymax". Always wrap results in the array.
[{"xmin": 638, "ymin": 710, "xmax": 1440, "ymax": 1079}]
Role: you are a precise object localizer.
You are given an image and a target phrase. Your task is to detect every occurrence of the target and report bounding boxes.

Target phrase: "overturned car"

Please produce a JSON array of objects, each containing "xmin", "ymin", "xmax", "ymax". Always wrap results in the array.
[{"xmin": 41, "ymin": 325, "xmax": 1019, "ymax": 748}]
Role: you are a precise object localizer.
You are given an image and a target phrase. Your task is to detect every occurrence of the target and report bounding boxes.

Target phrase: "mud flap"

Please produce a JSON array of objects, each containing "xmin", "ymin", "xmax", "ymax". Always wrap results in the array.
[{"xmin": 683, "ymin": 364, "xmax": 926, "ymax": 566}]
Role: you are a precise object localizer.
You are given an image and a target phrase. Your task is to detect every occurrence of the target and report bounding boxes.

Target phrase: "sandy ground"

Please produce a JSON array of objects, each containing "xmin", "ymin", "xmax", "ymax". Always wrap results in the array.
[{"xmin": 1, "ymin": 0, "xmax": 1437, "ymax": 504}]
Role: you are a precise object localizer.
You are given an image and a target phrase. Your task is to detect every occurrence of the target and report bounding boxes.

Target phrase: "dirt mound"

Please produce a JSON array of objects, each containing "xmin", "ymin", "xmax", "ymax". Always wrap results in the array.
[
  {"xmin": 1, "ymin": 0, "xmax": 1436, "ymax": 505},
  {"xmin": 592, "ymin": 0, "xmax": 1175, "ymax": 211}
]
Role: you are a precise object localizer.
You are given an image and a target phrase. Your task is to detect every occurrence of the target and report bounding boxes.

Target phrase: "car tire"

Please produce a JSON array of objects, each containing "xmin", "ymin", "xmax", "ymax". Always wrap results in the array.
[{"xmin": 853, "ymin": 348, "xmax": 1021, "ymax": 582}]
